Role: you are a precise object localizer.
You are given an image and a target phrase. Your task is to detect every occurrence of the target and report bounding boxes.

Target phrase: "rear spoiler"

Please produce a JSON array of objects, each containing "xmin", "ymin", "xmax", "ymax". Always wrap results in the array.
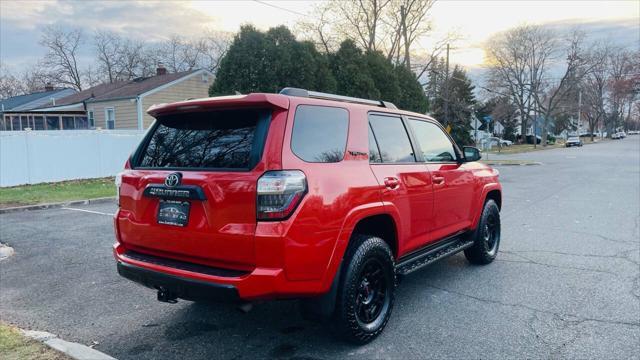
[{"xmin": 147, "ymin": 93, "xmax": 290, "ymax": 117}]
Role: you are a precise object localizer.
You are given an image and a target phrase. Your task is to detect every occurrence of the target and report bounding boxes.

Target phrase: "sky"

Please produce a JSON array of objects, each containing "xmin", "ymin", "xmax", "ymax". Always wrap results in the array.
[{"xmin": 1, "ymin": 0, "xmax": 638, "ymax": 76}]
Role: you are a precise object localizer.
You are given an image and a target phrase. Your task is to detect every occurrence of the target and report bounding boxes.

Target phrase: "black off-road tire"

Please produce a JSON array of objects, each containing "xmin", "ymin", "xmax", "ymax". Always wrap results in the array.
[
  {"xmin": 464, "ymin": 199, "xmax": 501, "ymax": 265},
  {"xmin": 333, "ymin": 234, "xmax": 396, "ymax": 344}
]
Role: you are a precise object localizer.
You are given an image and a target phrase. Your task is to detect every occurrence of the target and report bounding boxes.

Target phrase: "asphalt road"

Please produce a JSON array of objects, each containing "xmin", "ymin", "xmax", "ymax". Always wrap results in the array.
[{"xmin": 1, "ymin": 137, "xmax": 639, "ymax": 359}]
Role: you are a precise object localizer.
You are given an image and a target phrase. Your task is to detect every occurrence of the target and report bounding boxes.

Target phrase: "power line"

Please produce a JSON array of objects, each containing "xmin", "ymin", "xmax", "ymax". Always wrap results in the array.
[{"xmin": 252, "ymin": 0, "xmax": 311, "ymax": 18}]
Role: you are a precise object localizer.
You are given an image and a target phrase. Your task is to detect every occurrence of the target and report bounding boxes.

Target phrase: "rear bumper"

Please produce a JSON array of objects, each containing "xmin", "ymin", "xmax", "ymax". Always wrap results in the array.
[
  {"xmin": 113, "ymin": 242, "xmax": 330, "ymax": 301},
  {"xmin": 117, "ymin": 261, "xmax": 239, "ymax": 302}
]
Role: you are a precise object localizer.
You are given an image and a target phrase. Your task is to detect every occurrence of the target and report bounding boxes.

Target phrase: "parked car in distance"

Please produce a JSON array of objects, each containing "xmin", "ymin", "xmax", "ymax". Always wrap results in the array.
[
  {"xmin": 113, "ymin": 88, "xmax": 502, "ymax": 343},
  {"xmin": 565, "ymin": 136, "xmax": 583, "ymax": 147},
  {"xmin": 612, "ymin": 132, "xmax": 625, "ymax": 139},
  {"xmin": 628, "ymin": 130, "xmax": 639, "ymax": 135}
]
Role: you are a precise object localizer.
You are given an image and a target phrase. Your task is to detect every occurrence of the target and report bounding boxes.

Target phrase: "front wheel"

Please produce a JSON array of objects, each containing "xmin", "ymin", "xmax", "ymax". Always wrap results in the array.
[
  {"xmin": 333, "ymin": 235, "xmax": 396, "ymax": 344},
  {"xmin": 464, "ymin": 199, "xmax": 501, "ymax": 265}
]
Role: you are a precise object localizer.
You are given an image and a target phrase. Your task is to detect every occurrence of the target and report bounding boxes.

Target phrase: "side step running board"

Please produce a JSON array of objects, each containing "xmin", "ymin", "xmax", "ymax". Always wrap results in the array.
[{"xmin": 395, "ymin": 236, "xmax": 474, "ymax": 276}]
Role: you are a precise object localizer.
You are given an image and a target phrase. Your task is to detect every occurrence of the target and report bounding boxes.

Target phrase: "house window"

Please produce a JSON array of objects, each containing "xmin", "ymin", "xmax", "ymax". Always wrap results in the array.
[
  {"xmin": 20, "ymin": 115, "xmax": 29, "ymax": 130},
  {"xmin": 75, "ymin": 116, "xmax": 88, "ymax": 129},
  {"xmin": 62, "ymin": 116, "xmax": 75, "ymax": 130},
  {"xmin": 11, "ymin": 116, "xmax": 20, "ymax": 131},
  {"xmin": 33, "ymin": 116, "xmax": 45, "ymax": 130},
  {"xmin": 88, "ymin": 110, "xmax": 94, "ymax": 128},
  {"xmin": 46, "ymin": 116, "xmax": 60, "ymax": 130},
  {"xmin": 105, "ymin": 108, "xmax": 115, "ymax": 129}
]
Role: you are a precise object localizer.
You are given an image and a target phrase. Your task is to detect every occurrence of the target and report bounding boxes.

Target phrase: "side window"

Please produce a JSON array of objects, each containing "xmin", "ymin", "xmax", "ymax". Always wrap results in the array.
[
  {"xmin": 368, "ymin": 125, "xmax": 382, "ymax": 163},
  {"xmin": 369, "ymin": 114, "xmax": 415, "ymax": 163},
  {"xmin": 409, "ymin": 119, "xmax": 457, "ymax": 162},
  {"xmin": 88, "ymin": 110, "xmax": 95, "ymax": 128},
  {"xmin": 105, "ymin": 108, "xmax": 115, "ymax": 129},
  {"xmin": 291, "ymin": 105, "xmax": 349, "ymax": 163}
]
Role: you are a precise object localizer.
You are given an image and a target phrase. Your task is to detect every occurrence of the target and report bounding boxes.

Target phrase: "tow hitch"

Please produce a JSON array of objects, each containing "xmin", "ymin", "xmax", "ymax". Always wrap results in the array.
[{"xmin": 157, "ymin": 287, "xmax": 178, "ymax": 303}]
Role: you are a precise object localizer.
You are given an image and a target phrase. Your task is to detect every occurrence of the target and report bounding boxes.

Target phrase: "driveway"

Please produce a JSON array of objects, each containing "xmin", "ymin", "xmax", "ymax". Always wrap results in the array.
[{"xmin": 1, "ymin": 137, "xmax": 639, "ymax": 359}]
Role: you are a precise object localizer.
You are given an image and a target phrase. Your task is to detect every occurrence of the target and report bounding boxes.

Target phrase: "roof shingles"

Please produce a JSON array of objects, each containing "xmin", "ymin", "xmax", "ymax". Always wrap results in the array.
[{"xmin": 52, "ymin": 70, "xmax": 199, "ymax": 107}]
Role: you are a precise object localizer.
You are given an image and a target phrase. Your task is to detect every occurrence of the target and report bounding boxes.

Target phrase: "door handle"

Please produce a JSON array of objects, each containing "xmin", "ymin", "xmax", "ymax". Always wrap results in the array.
[
  {"xmin": 384, "ymin": 177, "xmax": 400, "ymax": 190},
  {"xmin": 432, "ymin": 175, "xmax": 445, "ymax": 185}
]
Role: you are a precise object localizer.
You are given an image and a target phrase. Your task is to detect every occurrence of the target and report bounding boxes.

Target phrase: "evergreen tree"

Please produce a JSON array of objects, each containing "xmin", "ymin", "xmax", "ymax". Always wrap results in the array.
[
  {"xmin": 430, "ymin": 65, "xmax": 476, "ymax": 145},
  {"xmin": 365, "ymin": 50, "xmax": 400, "ymax": 104},
  {"xmin": 331, "ymin": 40, "xmax": 379, "ymax": 100},
  {"xmin": 394, "ymin": 65, "xmax": 428, "ymax": 113},
  {"xmin": 210, "ymin": 26, "xmax": 428, "ymax": 114},
  {"xmin": 211, "ymin": 26, "xmax": 336, "ymax": 95}
]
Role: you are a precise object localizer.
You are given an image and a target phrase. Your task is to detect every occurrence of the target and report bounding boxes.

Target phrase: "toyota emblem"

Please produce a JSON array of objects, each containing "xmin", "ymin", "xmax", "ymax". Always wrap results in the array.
[{"xmin": 165, "ymin": 172, "xmax": 182, "ymax": 187}]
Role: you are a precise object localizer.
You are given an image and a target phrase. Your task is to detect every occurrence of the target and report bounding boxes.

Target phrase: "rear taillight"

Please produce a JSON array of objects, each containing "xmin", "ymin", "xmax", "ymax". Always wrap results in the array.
[
  {"xmin": 257, "ymin": 170, "xmax": 307, "ymax": 221},
  {"xmin": 115, "ymin": 172, "xmax": 123, "ymax": 207}
]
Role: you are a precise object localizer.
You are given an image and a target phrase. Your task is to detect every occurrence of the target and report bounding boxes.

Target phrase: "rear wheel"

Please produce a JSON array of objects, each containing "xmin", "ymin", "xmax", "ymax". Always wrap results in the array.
[
  {"xmin": 465, "ymin": 199, "xmax": 501, "ymax": 265},
  {"xmin": 333, "ymin": 235, "xmax": 396, "ymax": 344}
]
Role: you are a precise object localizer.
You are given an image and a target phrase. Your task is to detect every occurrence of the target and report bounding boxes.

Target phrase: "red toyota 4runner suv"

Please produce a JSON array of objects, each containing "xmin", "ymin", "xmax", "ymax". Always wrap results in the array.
[{"xmin": 114, "ymin": 88, "xmax": 502, "ymax": 343}]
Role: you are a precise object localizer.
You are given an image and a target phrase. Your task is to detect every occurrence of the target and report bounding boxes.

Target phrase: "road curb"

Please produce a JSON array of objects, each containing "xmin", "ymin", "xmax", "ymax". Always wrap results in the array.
[
  {"xmin": 481, "ymin": 161, "xmax": 543, "ymax": 166},
  {"xmin": 0, "ymin": 197, "xmax": 115, "ymax": 214},
  {"xmin": 22, "ymin": 329, "xmax": 117, "ymax": 360}
]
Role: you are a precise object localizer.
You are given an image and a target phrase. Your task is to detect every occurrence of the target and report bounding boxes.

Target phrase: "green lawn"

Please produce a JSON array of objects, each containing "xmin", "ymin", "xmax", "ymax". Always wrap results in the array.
[
  {"xmin": 487, "ymin": 142, "xmax": 565, "ymax": 154},
  {"xmin": 488, "ymin": 137, "xmax": 606, "ymax": 155},
  {"xmin": 0, "ymin": 177, "xmax": 115, "ymax": 208},
  {"xmin": 0, "ymin": 323, "xmax": 69, "ymax": 360}
]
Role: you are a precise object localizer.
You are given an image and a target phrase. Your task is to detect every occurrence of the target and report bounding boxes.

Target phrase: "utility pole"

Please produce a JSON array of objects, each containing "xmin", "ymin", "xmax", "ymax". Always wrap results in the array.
[
  {"xmin": 577, "ymin": 90, "xmax": 582, "ymax": 136},
  {"xmin": 474, "ymin": 115, "xmax": 478, "ymax": 147},
  {"xmin": 444, "ymin": 43, "xmax": 450, "ymax": 126}
]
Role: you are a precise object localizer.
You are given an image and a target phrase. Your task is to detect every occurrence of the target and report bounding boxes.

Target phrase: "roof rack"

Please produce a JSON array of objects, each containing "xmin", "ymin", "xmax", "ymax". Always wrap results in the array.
[{"xmin": 279, "ymin": 87, "xmax": 397, "ymax": 110}]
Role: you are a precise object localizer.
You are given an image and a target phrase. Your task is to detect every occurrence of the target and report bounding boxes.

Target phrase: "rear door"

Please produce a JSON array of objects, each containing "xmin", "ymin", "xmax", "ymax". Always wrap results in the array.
[
  {"xmin": 116, "ymin": 108, "xmax": 278, "ymax": 271},
  {"xmin": 407, "ymin": 118, "xmax": 475, "ymax": 241},
  {"xmin": 368, "ymin": 113, "xmax": 433, "ymax": 255}
]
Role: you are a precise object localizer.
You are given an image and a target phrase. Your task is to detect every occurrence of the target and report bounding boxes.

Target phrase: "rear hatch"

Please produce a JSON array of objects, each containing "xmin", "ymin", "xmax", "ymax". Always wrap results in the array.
[{"xmin": 116, "ymin": 103, "xmax": 285, "ymax": 271}]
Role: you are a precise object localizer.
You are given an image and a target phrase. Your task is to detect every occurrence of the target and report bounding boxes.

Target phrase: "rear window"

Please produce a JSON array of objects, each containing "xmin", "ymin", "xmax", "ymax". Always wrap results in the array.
[
  {"xmin": 291, "ymin": 105, "xmax": 349, "ymax": 162},
  {"xmin": 368, "ymin": 114, "xmax": 416, "ymax": 163},
  {"xmin": 135, "ymin": 109, "xmax": 269, "ymax": 169}
]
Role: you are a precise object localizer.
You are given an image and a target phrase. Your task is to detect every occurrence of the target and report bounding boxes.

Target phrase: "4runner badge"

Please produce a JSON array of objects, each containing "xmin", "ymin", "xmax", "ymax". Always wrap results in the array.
[{"xmin": 164, "ymin": 172, "xmax": 182, "ymax": 188}]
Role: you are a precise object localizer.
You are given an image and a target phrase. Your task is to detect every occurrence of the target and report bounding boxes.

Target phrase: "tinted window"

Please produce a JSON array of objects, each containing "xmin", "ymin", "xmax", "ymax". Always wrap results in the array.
[
  {"xmin": 291, "ymin": 105, "xmax": 348, "ymax": 162},
  {"xmin": 369, "ymin": 114, "xmax": 415, "ymax": 163},
  {"xmin": 368, "ymin": 125, "xmax": 382, "ymax": 163},
  {"xmin": 409, "ymin": 119, "xmax": 457, "ymax": 162},
  {"xmin": 137, "ymin": 109, "xmax": 268, "ymax": 169}
]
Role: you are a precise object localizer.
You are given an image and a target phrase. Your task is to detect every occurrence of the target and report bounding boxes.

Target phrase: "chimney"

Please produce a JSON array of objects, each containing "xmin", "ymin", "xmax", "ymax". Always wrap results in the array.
[
  {"xmin": 156, "ymin": 62, "xmax": 167, "ymax": 76},
  {"xmin": 45, "ymin": 83, "xmax": 54, "ymax": 92}
]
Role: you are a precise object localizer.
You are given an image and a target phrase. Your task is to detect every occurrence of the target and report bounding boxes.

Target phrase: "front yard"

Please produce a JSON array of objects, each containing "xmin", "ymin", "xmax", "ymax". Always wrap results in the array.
[
  {"xmin": 0, "ymin": 323, "xmax": 69, "ymax": 360},
  {"xmin": 487, "ymin": 137, "xmax": 606, "ymax": 154},
  {"xmin": 0, "ymin": 178, "xmax": 115, "ymax": 208}
]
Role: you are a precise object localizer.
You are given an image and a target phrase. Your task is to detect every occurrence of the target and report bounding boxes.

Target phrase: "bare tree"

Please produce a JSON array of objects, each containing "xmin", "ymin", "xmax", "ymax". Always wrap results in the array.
[
  {"xmin": 485, "ymin": 25, "xmax": 542, "ymax": 143},
  {"xmin": 22, "ymin": 64, "xmax": 50, "ymax": 93},
  {"xmin": 581, "ymin": 43, "xmax": 609, "ymax": 141},
  {"xmin": 39, "ymin": 26, "xmax": 85, "ymax": 90},
  {"xmin": 606, "ymin": 49, "xmax": 636, "ymax": 133},
  {"xmin": 296, "ymin": 4, "xmax": 339, "ymax": 54},
  {"xmin": 201, "ymin": 30, "xmax": 232, "ymax": 73},
  {"xmin": 117, "ymin": 39, "xmax": 153, "ymax": 79},
  {"xmin": 534, "ymin": 30, "xmax": 594, "ymax": 146},
  {"xmin": 386, "ymin": 0, "xmax": 435, "ymax": 69},
  {"xmin": 156, "ymin": 35, "xmax": 206, "ymax": 73},
  {"xmin": 0, "ymin": 63, "xmax": 27, "ymax": 99},
  {"xmin": 334, "ymin": 0, "xmax": 391, "ymax": 52},
  {"xmin": 94, "ymin": 30, "xmax": 122, "ymax": 83}
]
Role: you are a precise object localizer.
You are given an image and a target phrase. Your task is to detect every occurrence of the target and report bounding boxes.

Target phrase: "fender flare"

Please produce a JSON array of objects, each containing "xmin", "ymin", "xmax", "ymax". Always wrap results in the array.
[
  {"xmin": 306, "ymin": 202, "xmax": 399, "ymax": 316},
  {"xmin": 471, "ymin": 182, "xmax": 502, "ymax": 229}
]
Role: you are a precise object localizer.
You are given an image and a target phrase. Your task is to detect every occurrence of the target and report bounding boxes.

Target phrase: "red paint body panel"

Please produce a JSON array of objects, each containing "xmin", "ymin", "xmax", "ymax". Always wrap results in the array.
[{"xmin": 113, "ymin": 93, "xmax": 501, "ymax": 301}]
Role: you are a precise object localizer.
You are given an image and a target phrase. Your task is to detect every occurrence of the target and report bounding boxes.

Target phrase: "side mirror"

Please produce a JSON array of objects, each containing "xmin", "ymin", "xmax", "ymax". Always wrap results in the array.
[{"xmin": 463, "ymin": 146, "xmax": 482, "ymax": 162}]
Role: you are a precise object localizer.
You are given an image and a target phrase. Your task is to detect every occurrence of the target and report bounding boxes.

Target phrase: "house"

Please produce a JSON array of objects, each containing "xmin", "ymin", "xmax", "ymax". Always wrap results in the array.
[
  {"xmin": 0, "ymin": 86, "xmax": 77, "ymax": 131},
  {"xmin": 2, "ymin": 65, "xmax": 214, "ymax": 131}
]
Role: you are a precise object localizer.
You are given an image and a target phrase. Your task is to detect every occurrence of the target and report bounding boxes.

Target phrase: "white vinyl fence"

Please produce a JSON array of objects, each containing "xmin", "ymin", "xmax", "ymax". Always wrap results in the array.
[{"xmin": 0, "ymin": 130, "xmax": 146, "ymax": 187}]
